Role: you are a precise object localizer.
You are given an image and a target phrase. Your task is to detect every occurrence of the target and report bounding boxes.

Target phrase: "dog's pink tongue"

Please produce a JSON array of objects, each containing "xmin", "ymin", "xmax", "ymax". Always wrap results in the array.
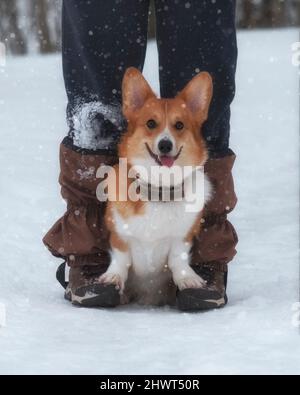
[{"xmin": 160, "ymin": 156, "xmax": 175, "ymax": 167}]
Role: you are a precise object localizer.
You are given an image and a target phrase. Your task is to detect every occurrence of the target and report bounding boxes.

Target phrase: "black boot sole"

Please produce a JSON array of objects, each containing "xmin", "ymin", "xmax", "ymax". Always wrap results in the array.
[
  {"xmin": 176, "ymin": 288, "xmax": 227, "ymax": 311},
  {"xmin": 65, "ymin": 284, "xmax": 120, "ymax": 308}
]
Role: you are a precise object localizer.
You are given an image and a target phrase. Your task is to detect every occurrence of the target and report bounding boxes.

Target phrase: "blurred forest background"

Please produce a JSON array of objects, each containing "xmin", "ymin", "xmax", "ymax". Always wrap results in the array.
[{"xmin": 0, "ymin": 0, "xmax": 300, "ymax": 55}]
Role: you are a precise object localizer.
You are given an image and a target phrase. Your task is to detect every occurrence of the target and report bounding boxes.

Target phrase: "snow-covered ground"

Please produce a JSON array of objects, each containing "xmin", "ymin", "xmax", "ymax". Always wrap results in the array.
[{"xmin": 0, "ymin": 29, "xmax": 299, "ymax": 375}]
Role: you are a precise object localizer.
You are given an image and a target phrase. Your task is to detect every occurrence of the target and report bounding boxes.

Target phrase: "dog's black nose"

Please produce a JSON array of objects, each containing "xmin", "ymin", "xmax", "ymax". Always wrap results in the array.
[{"xmin": 158, "ymin": 139, "xmax": 173, "ymax": 155}]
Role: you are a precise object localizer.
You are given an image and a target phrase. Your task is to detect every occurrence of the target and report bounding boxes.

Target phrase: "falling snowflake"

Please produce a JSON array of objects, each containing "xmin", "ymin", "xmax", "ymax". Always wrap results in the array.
[{"xmin": 181, "ymin": 252, "xmax": 188, "ymax": 261}]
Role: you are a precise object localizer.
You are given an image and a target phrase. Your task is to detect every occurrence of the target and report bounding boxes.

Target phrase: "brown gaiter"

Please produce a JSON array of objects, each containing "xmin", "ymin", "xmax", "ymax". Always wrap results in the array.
[
  {"xmin": 43, "ymin": 140, "xmax": 118, "ymax": 268},
  {"xmin": 191, "ymin": 153, "xmax": 238, "ymax": 272}
]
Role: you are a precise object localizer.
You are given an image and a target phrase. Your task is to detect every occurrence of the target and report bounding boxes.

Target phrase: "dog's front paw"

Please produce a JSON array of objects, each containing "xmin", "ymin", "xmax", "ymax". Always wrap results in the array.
[
  {"xmin": 99, "ymin": 272, "xmax": 125, "ymax": 293},
  {"xmin": 175, "ymin": 272, "xmax": 207, "ymax": 291}
]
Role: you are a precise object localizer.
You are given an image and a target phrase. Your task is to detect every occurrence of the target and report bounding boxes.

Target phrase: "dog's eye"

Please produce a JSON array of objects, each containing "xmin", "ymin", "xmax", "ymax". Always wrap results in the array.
[
  {"xmin": 146, "ymin": 119, "xmax": 157, "ymax": 130},
  {"xmin": 175, "ymin": 121, "xmax": 184, "ymax": 131}
]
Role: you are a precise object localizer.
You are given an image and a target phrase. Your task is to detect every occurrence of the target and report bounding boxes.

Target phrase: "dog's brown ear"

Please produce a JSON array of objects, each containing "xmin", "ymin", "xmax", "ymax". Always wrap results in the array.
[
  {"xmin": 177, "ymin": 72, "xmax": 213, "ymax": 124},
  {"xmin": 122, "ymin": 67, "xmax": 156, "ymax": 119}
]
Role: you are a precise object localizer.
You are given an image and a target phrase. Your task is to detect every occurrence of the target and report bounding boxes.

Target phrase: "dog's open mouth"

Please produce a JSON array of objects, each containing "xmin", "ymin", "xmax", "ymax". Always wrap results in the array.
[{"xmin": 145, "ymin": 143, "xmax": 183, "ymax": 168}]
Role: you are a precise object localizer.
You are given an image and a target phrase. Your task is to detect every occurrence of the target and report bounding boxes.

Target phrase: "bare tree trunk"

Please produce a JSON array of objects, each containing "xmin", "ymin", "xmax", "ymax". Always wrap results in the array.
[
  {"xmin": 260, "ymin": 0, "xmax": 287, "ymax": 27},
  {"xmin": 0, "ymin": 0, "xmax": 27, "ymax": 55},
  {"xmin": 31, "ymin": 0, "xmax": 56, "ymax": 54},
  {"xmin": 239, "ymin": 0, "xmax": 257, "ymax": 29},
  {"xmin": 53, "ymin": 0, "xmax": 62, "ymax": 51},
  {"xmin": 148, "ymin": 0, "xmax": 156, "ymax": 39},
  {"xmin": 297, "ymin": 0, "xmax": 300, "ymax": 26},
  {"xmin": 272, "ymin": 0, "xmax": 286, "ymax": 26},
  {"xmin": 263, "ymin": 0, "xmax": 275, "ymax": 26},
  {"xmin": 283, "ymin": 0, "xmax": 293, "ymax": 25},
  {"xmin": 0, "ymin": 2, "xmax": 6, "ymax": 41}
]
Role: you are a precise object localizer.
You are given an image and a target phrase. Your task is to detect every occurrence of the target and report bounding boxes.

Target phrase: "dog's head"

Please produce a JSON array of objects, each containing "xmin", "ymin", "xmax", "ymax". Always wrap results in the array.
[{"xmin": 120, "ymin": 67, "xmax": 213, "ymax": 184}]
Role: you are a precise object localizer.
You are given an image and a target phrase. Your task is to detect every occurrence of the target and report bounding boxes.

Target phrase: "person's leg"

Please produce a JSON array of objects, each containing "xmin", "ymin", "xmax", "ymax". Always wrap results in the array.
[
  {"xmin": 155, "ymin": 0, "xmax": 237, "ymax": 155},
  {"xmin": 154, "ymin": 0, "xmax": 238, "ymax": 309},
  {"xmin": 63, "ymin": 0, "xmax": 150, "ymax": 151},
  {"xmin": 43, "ymin": 0, "xmax": 150, "ymax": 305}
]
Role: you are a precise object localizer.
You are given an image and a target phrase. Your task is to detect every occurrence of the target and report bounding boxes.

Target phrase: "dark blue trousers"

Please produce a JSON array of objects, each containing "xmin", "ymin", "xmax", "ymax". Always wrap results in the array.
[{"xmin": 62, "ymin": 0, "xmax": 237, "ymax": 156}]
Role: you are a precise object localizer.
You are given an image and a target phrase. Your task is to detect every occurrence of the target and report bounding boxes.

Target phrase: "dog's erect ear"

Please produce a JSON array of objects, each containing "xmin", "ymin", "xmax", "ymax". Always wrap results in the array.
[
  {"xmin": 177, "ymin": 72, "xmax": 213, "ymax": 124},
  {"xmin": 122, "ymin": 67, "xmax": 156, "ymax": 119}
]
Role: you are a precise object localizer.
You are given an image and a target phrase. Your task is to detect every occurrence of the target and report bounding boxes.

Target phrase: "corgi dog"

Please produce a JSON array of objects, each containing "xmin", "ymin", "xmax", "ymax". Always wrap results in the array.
[{"xmin": 99, "ymin": 68, "xmax": 213, "ymax": 305}]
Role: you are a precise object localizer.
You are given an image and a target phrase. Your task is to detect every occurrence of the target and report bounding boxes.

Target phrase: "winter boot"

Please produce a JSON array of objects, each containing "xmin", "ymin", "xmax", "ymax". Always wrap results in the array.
[
  {"xmin": 64, "ymin": 264, "xmax": 120, "ymax": 307},
  {"xmin": 176, "ymin": 263, "xmax": 228, "ymax": 311}
]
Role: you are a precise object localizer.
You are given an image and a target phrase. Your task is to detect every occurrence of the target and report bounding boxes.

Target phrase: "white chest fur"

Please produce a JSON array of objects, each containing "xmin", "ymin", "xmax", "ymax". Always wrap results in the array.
[{"xmin": 113, "ymin": 171, "xmax": 211, "ymax": 275}]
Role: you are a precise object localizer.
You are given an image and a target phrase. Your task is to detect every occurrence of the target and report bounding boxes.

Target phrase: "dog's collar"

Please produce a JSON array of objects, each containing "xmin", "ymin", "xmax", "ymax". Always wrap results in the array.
[{"xmin": 137, "ymin": 180, "xmax": 185, "ymax": 202}]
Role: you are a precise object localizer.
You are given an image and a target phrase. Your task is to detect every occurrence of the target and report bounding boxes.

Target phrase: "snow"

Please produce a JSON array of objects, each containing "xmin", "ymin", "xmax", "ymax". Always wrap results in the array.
[
  {"xmin": 0, "ymin": 29, "xmax": 299, "ymax": 375},
  {"xmin": 72, "ymin": 101, "xmax": 123, "ymax": 150}
]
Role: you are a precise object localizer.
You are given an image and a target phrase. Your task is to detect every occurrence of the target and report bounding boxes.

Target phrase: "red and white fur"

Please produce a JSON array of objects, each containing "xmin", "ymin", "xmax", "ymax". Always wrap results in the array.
[{"xmin": 99, "ymin": 68, "xmax": 213, "ymax": 305}]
